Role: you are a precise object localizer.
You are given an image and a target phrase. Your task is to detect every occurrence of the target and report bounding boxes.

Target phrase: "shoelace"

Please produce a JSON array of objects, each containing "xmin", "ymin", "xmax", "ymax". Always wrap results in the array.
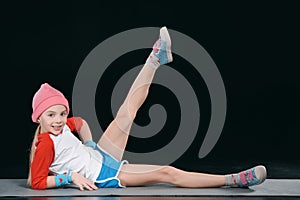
[
  {"xmin": 238, "ymin": 168, "xmax": 259, "ymax": 186},
  {"xmin": 153, "ymin": 39, "xmax": 161, "ymax": 54}
]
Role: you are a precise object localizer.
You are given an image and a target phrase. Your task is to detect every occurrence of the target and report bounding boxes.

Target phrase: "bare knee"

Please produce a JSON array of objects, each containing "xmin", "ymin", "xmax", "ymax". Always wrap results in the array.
[
  {"xmin": 117, "ymin": 103, "xmax": 137, "ymax": 121},
  {"xmin": 159, "ymin": 166, "xmax": 181, "ymax": 185},
  {"xmin": 115, "ymin": 104, "xmax": 136, "ymax": 133}
]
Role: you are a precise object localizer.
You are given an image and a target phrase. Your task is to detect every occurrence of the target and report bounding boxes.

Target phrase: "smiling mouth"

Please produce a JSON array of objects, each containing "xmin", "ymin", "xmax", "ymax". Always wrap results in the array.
[{"xmin": 52, "ymin": 125, "xmax": 63, "ymax": 131}]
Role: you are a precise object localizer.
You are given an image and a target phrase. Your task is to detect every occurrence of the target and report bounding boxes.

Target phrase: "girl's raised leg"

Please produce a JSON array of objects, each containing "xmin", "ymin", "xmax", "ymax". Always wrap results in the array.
[{"xmin": 97, "ymin": 27, "xmax": 172, "ymax": 161}]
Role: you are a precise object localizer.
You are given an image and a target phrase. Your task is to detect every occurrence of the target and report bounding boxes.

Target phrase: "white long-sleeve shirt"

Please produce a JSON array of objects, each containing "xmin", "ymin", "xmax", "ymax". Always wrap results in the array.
[{"xmin": 31, "ymin": 117, "xmax": 103, "ymax": 189}]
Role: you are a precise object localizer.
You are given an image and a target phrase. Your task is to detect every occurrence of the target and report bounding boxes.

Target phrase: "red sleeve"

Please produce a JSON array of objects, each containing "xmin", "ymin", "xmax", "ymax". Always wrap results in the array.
[
  {"xmin": 66, "ymin": 117, "xmax": 83, "ymax": 132},
  {"xmin": 31, "ymin": 133, "xmax": 54, "ymax": 190}
]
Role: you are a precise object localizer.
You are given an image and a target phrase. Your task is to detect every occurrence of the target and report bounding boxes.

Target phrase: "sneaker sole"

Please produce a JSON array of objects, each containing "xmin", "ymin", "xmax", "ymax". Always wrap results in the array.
[{"xmin": 160, "ymin": 26, "xmax": 173, "ymax": 63}]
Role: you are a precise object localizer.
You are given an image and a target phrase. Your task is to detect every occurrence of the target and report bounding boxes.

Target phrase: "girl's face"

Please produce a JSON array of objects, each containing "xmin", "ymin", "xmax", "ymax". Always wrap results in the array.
[{"xmin": 38, "ymin": 105, "xmax": 68, "ymax": 135}]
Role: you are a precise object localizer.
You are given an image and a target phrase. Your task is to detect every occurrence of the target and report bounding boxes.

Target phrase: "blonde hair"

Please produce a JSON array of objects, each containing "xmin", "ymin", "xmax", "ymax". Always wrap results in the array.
[{"xmin": 27, "ymin": 125, "xmax": 40, "ymax": 187}]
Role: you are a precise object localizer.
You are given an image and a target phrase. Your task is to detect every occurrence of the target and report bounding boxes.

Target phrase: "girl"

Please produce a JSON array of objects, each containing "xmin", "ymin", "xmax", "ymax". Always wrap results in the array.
[{"xmin": 28, "ymin": 27, "xmax": 267, "ymax": 191}]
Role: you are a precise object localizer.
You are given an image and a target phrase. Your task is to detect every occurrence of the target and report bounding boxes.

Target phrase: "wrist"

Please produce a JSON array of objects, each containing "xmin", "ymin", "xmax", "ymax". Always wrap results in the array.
[
  {"xmin": 67, "ymin": 170, "xmax": 73, "ymax": 183},
  {"xmin": 54, "ymin": 171, "xmax": 73, "ymax": 187},
  {"xmin": 84, "ymin": 140, "xmax": 96, "ymax": 149},
  {"xmin": 55, "ymin": 174, "xmax": 69, "ymax": 187}
]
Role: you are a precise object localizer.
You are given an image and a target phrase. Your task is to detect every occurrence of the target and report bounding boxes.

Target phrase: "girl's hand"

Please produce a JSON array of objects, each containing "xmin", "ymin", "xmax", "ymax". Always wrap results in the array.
[{"xmin": 71, "ymin": 171, "xmax": 98, "ymax": 191}]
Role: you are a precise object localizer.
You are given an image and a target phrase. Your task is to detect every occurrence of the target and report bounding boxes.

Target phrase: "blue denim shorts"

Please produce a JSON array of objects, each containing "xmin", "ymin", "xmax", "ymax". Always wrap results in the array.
[{"xmin": 94, "ymin": 145, "xmax": 128, "ymax": 188}]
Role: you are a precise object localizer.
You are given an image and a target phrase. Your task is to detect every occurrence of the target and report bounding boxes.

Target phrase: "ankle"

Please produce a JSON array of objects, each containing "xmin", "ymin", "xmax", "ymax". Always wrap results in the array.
[{"xmin": 146, "ymin": 54, "xmax": 160, "ymax": 69}]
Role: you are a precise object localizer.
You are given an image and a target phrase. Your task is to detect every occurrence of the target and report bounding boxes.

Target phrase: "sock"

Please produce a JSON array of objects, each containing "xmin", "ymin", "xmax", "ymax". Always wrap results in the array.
[
  {"xmin": 146, "ymin": 53, "xmax": 160, "ymax": 69},
  {"xmin": 225, "ymin": 174, "xmax": 239, "ymax": 187}
]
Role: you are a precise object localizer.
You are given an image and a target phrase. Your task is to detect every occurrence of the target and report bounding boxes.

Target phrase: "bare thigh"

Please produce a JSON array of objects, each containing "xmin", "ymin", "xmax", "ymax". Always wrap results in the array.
[
  {"xmin": 97, "ymin": 65, "xmax": 156, "ymax": 161},
  {"xmin": 117, "ymin": 164, "xmax": 173, "ymax": 186},
  {"xmin": 97, "ymin": 119, "xmax": 130, "ymax": 161},
  {"xmin": 117, "ymin": 164, "xmax": 226, "ymax": 188}
]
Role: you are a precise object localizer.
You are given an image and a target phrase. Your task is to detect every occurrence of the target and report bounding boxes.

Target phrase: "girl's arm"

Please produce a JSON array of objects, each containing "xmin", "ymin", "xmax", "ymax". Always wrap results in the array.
[
  {"xmin": 30, "ymin": 134, "xmax": 55, "ymax": 190},
  {"xmin": 77, "ymin": 119, "xmax": 93, "ymax": 142},
  {"xmin": 46, "ymin": 176, "xmax": 57, "ymax": 188},
  {"xmin": 67, "ymin": 117, "xmax": 94, "ymax": 143},
  {"xmin": 46, "ymin": 172, "xmax": 98, "ymax": 191}
]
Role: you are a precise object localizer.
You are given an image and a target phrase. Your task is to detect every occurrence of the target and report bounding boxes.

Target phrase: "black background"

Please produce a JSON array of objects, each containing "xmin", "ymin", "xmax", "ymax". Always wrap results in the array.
[{"xmin": 1, "ymin": 1, "xmax": 299, "ymax": 179}]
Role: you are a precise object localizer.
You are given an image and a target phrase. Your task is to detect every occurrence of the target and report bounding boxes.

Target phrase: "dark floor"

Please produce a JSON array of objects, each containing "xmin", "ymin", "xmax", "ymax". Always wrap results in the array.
[{"xmin": 1, "ymin": 197, "xmax": 300, "ymax": 200}]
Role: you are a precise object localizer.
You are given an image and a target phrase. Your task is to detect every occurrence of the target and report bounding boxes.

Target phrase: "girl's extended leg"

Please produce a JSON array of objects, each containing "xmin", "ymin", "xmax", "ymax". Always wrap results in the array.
[
  {"xmin": 117, "ymin": 164, "xmax": 267, "ymax": 188},
  {"xmin": 97, "ymin": 27, "xmax": 172, "ymax": 161},
  {"xmin": 118, "ymin": 164, "xmax": 225, "ymax": 188},
  {"xmin": 98, "ymin": 65, "xmax": 156, "ymax": 161}
]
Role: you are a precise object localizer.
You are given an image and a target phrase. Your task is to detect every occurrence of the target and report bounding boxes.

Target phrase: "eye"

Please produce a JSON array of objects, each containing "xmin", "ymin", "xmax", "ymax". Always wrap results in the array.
[
  {"xmin": 48, "ymin": 113, "xmax": 54, "ymax": 117},
  {"xmin": 61, "ymin": 111, "xmax": 67, "ymax": 116}
]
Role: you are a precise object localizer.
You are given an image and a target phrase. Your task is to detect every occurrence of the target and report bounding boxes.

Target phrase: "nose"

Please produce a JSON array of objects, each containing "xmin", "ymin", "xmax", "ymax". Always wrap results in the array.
[{"xmin": 54, "ymin": 115, "xmax": 63, "ymax": 123}]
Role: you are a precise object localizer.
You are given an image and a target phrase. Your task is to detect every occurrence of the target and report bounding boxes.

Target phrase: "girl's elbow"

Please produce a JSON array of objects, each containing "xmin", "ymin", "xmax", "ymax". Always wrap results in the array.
[
  {"xmin": 31, "ymin": 179, "xmax": 47, "ymax": 190},
  {"xmin": 31, "ymin": 185, "xmax": 47, "ymax": 190}
]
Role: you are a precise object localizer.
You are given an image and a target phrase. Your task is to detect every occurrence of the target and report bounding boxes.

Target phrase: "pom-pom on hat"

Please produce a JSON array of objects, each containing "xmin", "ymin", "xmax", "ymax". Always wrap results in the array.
[{"xmin": 31, "ymin": 83, "xmax": 69, "ymax": 122}]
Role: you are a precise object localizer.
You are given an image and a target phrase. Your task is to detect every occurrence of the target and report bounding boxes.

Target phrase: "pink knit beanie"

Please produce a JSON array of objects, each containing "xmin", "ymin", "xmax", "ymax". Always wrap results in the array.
[{"xmin": 32, "ymin": 83, "xmax": 69, "ymax": 122}]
